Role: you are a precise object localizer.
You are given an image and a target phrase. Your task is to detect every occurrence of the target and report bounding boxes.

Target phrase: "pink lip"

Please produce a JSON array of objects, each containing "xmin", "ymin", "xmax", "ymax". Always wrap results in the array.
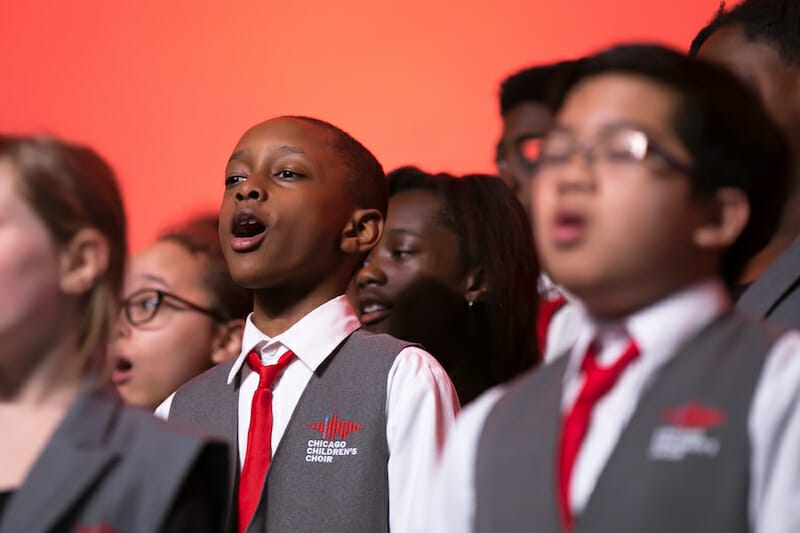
[
  {"xmin": 111, "ymin": 368, "xmax": 132, "ymax": 386},
  {"xmin": 551, "ymin": 213, "xmax": 586, "ymax": 247},
  {"xmin": 360, "ymin": 308, "xmax": 391, "ymax": 326},
  {"xmin": 230, "ymin": 231, "xmax": 267, "ymax": 252}
]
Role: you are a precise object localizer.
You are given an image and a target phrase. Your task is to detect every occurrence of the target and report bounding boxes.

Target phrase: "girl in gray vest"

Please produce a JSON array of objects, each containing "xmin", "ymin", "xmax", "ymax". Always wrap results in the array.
[{"xmin": 0, "ymin": 135, "xmax": 229, "ymax": 533}]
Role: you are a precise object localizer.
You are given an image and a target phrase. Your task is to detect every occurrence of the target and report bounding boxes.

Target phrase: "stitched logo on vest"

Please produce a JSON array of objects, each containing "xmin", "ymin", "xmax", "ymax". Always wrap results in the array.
[
  {"xmin": 648, "ymin": 401, "xmax": 726, "ymax": 462},
  {"xmin": 305, "ymin": 412, "xmax": 363, "ymax": 463}
]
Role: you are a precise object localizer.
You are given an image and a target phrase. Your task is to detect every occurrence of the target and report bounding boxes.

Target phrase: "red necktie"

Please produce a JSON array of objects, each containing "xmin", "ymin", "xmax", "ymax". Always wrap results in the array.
[
  {"xmin": 537, "ymin": 294, "xmax": 568, "ymax": 356},
  {"xmin": 238, "ymin": 349, "xmax": 294, "ymax": 533},
  {"xmin": 557, "ymin": 337, "xmax": 640, "ymax": 531}
]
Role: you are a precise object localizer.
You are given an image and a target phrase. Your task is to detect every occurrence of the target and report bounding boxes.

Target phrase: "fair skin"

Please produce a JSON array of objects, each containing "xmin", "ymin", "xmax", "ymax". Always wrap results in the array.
[
  {"xmin": 531, "ymin": 73, "xmax": 748, "ymax": 319},
  {"xmin": 0, "ymin": 158, "xmax": 110, "ymax": 489},
  {"xmin": 114, "ymin": 241, "xmax": 243, "ymax": 411},
  {"xmin": 697, "ymin": 25, "xmax": 800, "ymax": 282},
  {"xmin": 221, "ymin": 118, "xmax": 382, "ymax": 337}
]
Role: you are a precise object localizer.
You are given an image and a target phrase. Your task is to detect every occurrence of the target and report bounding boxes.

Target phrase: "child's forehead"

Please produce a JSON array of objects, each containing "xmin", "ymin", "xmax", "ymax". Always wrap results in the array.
[{"xmin": 235, "ymin": 117, "xmax": 334, "ymax": 154}]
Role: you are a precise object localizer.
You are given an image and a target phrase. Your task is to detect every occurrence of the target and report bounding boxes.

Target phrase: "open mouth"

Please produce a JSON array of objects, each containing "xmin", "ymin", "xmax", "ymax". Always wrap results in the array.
[
  {"xmin": 230, "ymin": 210, "xmax": 268, "ymax": 252},
  {"xmin": 358, "ymin": 300, "xmax": 391, "ymax": 325},
  {"xmin": 552, "ymin": 212, "xmax": 587, "ymax": 247},
  {"xmin": 111, "ymin": 356, "xmax": 133, "ymax": 385}
]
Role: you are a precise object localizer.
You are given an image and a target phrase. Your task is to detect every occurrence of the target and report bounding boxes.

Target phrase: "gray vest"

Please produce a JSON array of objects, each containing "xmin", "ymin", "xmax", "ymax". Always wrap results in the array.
[
  {"xmin": 170, "ymin": 328, "xmax": 411, "ymax": 533},
  {"xmin": 475, "ymin": 312, "xmax": 777, "ymax": 533}
]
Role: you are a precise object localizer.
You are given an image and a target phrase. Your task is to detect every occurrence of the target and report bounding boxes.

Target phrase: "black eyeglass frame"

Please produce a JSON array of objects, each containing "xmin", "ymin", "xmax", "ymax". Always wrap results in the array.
[{"xmin": 121, "ymin": 288, "xmax": 228, "ymax": 327}]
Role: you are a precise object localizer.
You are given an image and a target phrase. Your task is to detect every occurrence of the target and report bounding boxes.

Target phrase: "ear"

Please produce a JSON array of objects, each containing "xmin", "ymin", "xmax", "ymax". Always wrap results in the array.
[
  {"xmin": 693, "ymin": 187, "xmax": 750, "ymax": 250},
  {"xmin": 340, "ymin": 208, "xmax": 384, "ymax": 254},
  {"xmin": 464, "ymin": 266, "xmax": 489, "ymax": 305},
  {"xmin": 59, "ymin": 227, "xmax": 110, "ymax": 295},
  {"xmin": 210, "ymin": 319, "xmax": 245, "ymax": 364}
]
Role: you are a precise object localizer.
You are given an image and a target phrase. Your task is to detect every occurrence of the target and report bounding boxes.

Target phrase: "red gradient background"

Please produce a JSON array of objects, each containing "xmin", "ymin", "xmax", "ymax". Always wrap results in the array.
[{"xmin": 2, "ymin": 0, "xmax": 720, "ymax": 251}]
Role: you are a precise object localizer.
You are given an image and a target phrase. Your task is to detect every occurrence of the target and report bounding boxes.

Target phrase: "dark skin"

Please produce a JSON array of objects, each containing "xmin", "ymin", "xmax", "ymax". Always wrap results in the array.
[
  {"xmin": 220, "ymin": 118, "xmax": 382, "ymax": 336},
  {"xmin": 497, "ymin": 102, "xmax": 554, "ymax": 213},
  {"xmin": 353, "ymin": 190, "xmax": 485, "ymax": 399},
  {"xmin": 698, "ymin": 24, "xmax": 800, "ymax": 282}
]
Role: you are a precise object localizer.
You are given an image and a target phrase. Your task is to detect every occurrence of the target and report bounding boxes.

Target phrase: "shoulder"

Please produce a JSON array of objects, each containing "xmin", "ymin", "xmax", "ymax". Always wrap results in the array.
[
  {"xmin": 171, "ymin": 359, "xmax": 237, "ymax": 404},
  {"xmin": 108, "ymin": 391, "xmax": 227, "ymax": 464},
  {"xmin": 342, "ymin": 328, "xmax": 416, "ymax": 359}
]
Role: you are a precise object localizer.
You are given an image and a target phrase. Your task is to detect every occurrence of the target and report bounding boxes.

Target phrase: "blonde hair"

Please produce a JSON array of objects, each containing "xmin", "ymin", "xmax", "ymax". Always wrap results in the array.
[{"xmin": 0, "ymin": 135, "xmax": 127, "ymax": 377}]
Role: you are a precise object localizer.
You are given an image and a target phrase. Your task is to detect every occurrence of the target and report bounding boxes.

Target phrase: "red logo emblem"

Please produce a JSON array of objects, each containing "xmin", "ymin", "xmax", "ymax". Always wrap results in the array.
[
  {"xmin": 307, "ymin": 413, "xmax": 364, "ymax": 441},
  {"xmin": 662, "ymin": 401, "xmax": 726, "ymax": 429},
  {"xmin": 75, "ymin": 524, "xmax": 120, "ymax": 533}
]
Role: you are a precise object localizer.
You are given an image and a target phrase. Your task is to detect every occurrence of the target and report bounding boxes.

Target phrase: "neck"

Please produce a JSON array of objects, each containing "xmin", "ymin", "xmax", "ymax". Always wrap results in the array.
[
  {"xmin": 740, "ymin": 231, "xmax": 797, "ymax": 284},
  {"xmin": 252, "ymin": 283, "xmax": 346, "ymax": 338},
  {"xmin": 0, "ymin": 330, "xmax": 85, "ymax": 409}
]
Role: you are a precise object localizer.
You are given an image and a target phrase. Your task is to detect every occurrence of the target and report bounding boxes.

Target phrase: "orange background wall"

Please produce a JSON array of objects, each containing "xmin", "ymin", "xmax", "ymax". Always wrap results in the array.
[{"xmin": 2, "ymin": 0, "xmax": 720, "ymax": 251}]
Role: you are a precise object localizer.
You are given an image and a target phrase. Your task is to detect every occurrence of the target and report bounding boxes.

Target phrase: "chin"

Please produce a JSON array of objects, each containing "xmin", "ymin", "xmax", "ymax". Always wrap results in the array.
[{"xmin": 362, "ymin": 321, "xmax": 390, "ymax": 335}]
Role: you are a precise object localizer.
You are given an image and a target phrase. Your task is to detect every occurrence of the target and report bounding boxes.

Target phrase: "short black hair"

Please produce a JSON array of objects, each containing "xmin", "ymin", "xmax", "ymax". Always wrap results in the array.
[
  {"xmin": 158, "ymin": 213, "xmax": 252, "ymax": 321},
  {"xmin": 386, "ymin": 167, "xmax": 540, "ymax": 388},
  {"xmin": 553, "ymin": 44, "xmax": 789, "ymax": 285},
  {"xmin": 690, "ymin": 0, "xmax": 800, "ymax": 64},
  {"xmin": 285, "ymin": 116, "xmax": 387, "ymax": 217},
  {"xmin": 499, "ymin": 60, "xmax": 581, "ymax": 116}
]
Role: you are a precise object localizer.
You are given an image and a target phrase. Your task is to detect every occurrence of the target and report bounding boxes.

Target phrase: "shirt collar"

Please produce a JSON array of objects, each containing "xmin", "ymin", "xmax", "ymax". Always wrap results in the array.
[
  {"xmin": 563, "ymin": 278, "xmax": 731, "ymax": 385},
  {"xmin": 226, "ymin": 295, "xmax": 361, "ymax": 384}
]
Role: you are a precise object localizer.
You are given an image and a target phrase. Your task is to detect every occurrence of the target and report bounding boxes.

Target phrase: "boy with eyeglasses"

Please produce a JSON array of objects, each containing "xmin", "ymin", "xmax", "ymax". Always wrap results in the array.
[
  {"xmin": 425, "ymin": 44, "xmax": 800, "ymax": 533},
  {"xmin": 115, "ymin": 214, "xmax": 251, "ymax": 411}
]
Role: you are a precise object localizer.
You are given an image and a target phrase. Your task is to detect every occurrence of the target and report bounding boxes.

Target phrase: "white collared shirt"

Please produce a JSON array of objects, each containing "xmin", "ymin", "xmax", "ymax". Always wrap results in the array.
[
  {"xmin": 159, "ymin": 295, "xmax": 460, "ymax": 533},
  {"xmin": 424, "ymin": 279, "xmax": 800, "ymax": 533}
]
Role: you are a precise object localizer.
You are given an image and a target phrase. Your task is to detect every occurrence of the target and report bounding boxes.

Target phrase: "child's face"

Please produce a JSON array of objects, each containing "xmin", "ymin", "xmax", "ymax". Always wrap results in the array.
[
  {"xmin": 697, "ymin": 25, "xmax": 800, "ymax": 150},
  {"xmin": 0, "ymin": 159, "xmax": 64, "ymax": 363},
  {"xmin": 352, "ymin": 189, "xmax": 467, "ymax": 344},
  {"xmin": 498, "ymin": 102, "xmax": 553, "ymax": 213},
  {"xmin": 220, "ymin": 118, "xmax": 356, "ymax": 291},
  {"xmin": 531, "ymin": 73, "xmax": 712, "ymax": 317},
  {"xmin": 113, "ymin": 241, "xmax": 221, "ymax": 411}
]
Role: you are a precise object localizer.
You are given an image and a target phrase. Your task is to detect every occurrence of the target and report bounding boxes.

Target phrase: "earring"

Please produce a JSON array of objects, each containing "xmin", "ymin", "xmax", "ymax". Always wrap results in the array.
[{"xmin": 468, "ymin": 299, "xmax": 474, "ymax": 309}]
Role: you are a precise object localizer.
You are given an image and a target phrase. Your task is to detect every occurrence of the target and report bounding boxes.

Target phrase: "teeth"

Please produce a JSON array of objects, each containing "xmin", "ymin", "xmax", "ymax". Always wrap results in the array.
[{"xmin": 362, "ymin": 304, "xmax": 385, "ymax": 314}]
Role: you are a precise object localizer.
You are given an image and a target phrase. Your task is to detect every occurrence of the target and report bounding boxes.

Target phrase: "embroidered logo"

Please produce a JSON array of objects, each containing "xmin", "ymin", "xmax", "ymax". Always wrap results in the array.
[
  {"xmin": 648, "ymin": 401, "xmax": 726, "ymax": 461},
  {"xmin": 305, "ymin": 413, "xmax": 363, "ymax": 463}
]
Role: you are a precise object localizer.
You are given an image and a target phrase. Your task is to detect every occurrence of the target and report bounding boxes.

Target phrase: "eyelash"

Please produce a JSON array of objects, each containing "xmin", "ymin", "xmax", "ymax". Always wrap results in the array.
[
  {"xmin": 391, "ymin": 249, "xmax": 413, "ymax": 260},
  {"xmin": 275, "ymin": 169, "xmax": 302, "ymax": 180},
  {"xmin": 225, "ymin": 175, "xmax": 246, "ymax": 187}
]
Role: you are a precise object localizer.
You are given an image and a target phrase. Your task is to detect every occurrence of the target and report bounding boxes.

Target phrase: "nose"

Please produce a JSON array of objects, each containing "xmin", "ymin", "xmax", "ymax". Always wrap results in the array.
[
  {"xmin": 554, "ymin": 148, "xmax": 597, "ymax": 194},
  {"xmin": 234, "ymin": 178, "xmax": 266, "ymax": 202},
  {"xmin": 355, "ymin": 255, "xmax": 387, "ymax": 289},
  {"xmin": 115, "ymin": 308, "xmax": 131, "ymax": 339}
]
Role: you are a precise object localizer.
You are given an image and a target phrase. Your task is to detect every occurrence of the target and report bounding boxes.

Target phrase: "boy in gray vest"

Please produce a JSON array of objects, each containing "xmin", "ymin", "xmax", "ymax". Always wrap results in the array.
[
  {"xmin": 159, "ymin": 116, "xmax": 460, "ymax": 533},
  {"xmin": 425, "ymin": 45, "xmax": 800, "ymax": 533}
]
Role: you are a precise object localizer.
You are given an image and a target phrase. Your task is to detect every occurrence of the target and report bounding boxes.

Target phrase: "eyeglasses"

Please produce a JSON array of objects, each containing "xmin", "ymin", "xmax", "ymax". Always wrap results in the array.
[
  {"xmin": 536, "ymin": 124, "xmax": 693, "ymax": 177},
  {"xmin": 121, "ymin": 288, "xmax": 227, "ymax": 327},
  {"xmin": 496, "ymin": 136, "xmax": 545, "ymax": 176}
]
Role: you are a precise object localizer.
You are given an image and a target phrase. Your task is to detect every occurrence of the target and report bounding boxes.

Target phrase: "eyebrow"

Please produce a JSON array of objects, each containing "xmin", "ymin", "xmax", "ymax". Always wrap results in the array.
[
  {"xmin": 228, "ymin": 145, "xmax": 305, "ymax": 163},
  {"xmin": 387, "ymin": 228, "xmax": 423, "ymax": 239},
  {"xmin": 139, "ymin": 273, "xmax": 170, "ymax": 288}
]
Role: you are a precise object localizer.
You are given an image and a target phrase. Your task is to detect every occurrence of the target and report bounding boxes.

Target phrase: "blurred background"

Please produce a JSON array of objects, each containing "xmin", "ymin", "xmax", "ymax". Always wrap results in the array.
[{"xmin": 1, "ymin": 0, "xmax": 720, "ymax": 250}]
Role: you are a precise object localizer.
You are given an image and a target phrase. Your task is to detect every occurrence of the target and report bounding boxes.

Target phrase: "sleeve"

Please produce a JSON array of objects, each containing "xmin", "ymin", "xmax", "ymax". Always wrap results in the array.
[
  {"xmin": 418, "ymin": 386, "xmax": 505, "ymax": 533},
  {"xmin": 749, "ymin": 330, "xmax": 800, "ymax": 533},
  {"xmin": 384, "ymin": 346, "xmax": 460, "ymax": 533}
]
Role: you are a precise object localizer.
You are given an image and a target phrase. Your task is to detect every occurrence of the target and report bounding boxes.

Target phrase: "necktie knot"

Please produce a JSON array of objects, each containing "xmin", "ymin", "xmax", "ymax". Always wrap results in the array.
[
  {"xmin": 246, "ymin": 349, "xmax": 295, "ymax": 390},
  {"xmin": 577, "ymin": 337, "xmax": 640, "ymax": 405}
]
